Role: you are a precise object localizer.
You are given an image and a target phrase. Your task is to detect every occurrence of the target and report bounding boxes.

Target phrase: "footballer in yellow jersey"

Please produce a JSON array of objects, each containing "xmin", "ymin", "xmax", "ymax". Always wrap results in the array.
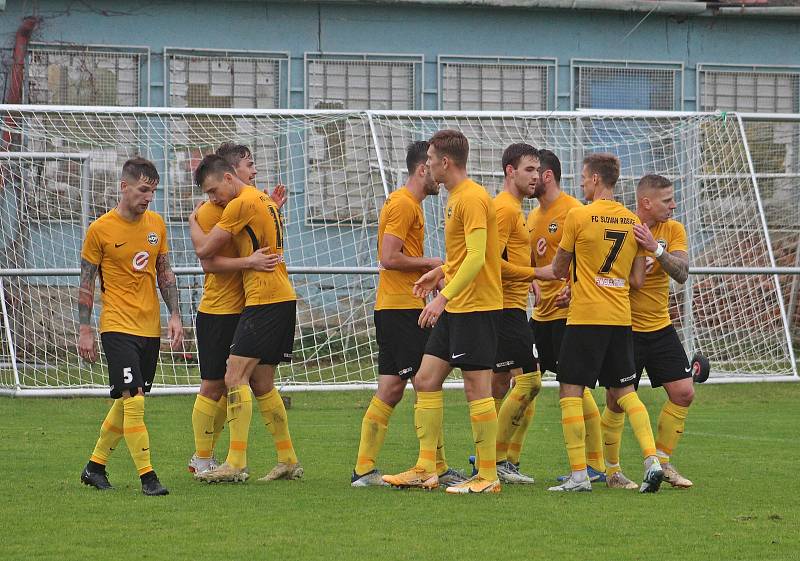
[
  {"xmin": 629, "ymin": 174, "xmax": 695, "ymax": 489},
  {"xmin": 527, "ymin": 150, "xmax": 583, "ymax": 374},
  {"xmin": 190, "ymin": 154, "xmax": 301, "ymax": 484},
  {"xmin": 78, "ymin": 158, "xmax": 181, "ymax": 496},
  {"xmin": 532, "ymin": 150, "xmax": 609, "ymax": 485},
  {"xmin": 352, "ymin": 141, "xmax": 452, "ymax": 487},
  {"xmin": 489, "ymin": 143, "xmax": 543, "ymax": 485},
  {"xmin": 383, "ymin": 130, "xmax": 504, "ymax": 495},
  {"xmin": 189, "ymin": 142, "xmax": 284, "ymax": 477},
  {"xmin": 548, "ymin": 153, "xmax": 663, "ymax": 494}
]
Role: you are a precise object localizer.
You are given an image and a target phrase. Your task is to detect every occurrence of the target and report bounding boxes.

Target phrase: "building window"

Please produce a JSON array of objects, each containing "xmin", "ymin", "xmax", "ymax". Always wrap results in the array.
[
  {"xmin": 439, "ymin": 56, "xmax": 556, "ymax": 111},
  {"xmin": 572, "ymin": 59, "xmax": 683, "ymax": 111},
  {"xmin": 304, "ymin": 53, "xmax": 423, "ymax": 224},
  {"xmin": 698, "ymin": 65, "xmax": 800, "ymax": 113},
  {"xmin": 165, "ymin": 48, "xmax": 288, "ymax": 109},
  {"xmin": 25, "ymin": 43, "xmax": 148, "ymax": 106}
]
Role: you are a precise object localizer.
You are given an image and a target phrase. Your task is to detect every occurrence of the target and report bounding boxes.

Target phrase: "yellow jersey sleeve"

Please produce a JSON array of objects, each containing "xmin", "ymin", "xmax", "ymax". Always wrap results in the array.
[
  {"xmin": 563, "ymin": 201, "xmax": 641, "ymax": 326},
  {"xmin": 630, "ymin": 219, "xmax": 688, "ymax": 332},
  {"xmin": 196, "ymin": 201, "xmax": 245, "ymax": 315},
  {"xmin": 217, "ymin": 195, "xmax": 255, "ymax": 237},
  {"xmin": 81, "ymin": 221, "xmax": 103, "ymax": 266},
  {"xmin": 375, "ymin": 188, "xmax": 425, "ymax": 310}
]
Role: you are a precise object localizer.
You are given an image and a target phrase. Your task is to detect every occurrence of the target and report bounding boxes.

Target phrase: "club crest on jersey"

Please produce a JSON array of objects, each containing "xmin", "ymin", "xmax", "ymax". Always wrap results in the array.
[
  {"xmin": 132, "ymin": 251, "xmax": 149, "ymax": 271},
  {"xmin": 548, "ymin": 222, "xmax": 558, "ymax": 234},
  {"xmin": 147, "ymin": 232, "xmax": 159, "ymax": 246},
  {"xmin": 447, "ymin": 206, "xmax": 453, "ymax": 218}
]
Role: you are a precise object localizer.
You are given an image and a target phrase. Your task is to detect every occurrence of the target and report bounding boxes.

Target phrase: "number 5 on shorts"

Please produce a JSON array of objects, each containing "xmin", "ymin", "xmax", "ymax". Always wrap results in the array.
[{"xmin": 123, "ymin": 367, "xmax": 133, "ymax": 383}]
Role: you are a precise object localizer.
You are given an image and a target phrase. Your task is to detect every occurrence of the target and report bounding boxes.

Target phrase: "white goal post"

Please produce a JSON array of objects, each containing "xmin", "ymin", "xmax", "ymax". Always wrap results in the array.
[{"xmin": 0, "ymin": 105, "xmax": 797, "ymax": 396}]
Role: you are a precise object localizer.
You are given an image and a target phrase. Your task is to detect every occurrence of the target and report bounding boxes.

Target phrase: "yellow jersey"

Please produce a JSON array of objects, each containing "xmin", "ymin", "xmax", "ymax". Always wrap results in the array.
[
  {"xmin": 375, "ymin": 186, "xmax": 425, "ymax": 310},
  {"xmin": 216, "ymin": 185, "xmax": 296, "ymax": 306},
  {"xmin": 528, "ymin": 191, "xmax": 583, "ymax": 321},
  {"xmin": 494, "ymin": 191, "xmax": 532, "ymax": 310},
  {"xmin": 559, "ymin": 199, "xmax": 645, "ymax": 326},
  {"xmin": 443, "ymin": 178, "xmax": 502, "ymax": 313},
  {"xmin": 80, "ymin": 209, "xmax": 168, "ymax": 337},
  {"xmin": 196, "ymin": 201, "xmax": 245, "ymax": 315},
  {"xmin": 630, "ymin": 219, "xmax": 688, "ymax": 332}
]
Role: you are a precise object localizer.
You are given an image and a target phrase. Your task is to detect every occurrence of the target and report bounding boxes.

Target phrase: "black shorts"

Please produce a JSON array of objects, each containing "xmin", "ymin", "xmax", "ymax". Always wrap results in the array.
[
  {"xmin": 633, "ymin": 325, "xmax": 691, "ymax": 389},
  {"xmin": 494, "ymin": 308, "xmax": 537, "ymax": 374},
  {"xmin": 195, "ymin": 311, "xmax": 240, "ymax": 380},
  {"xmin": 425, "ymin": 310, "xmax": 501, "ymax": 371},
  {"xmin": 229, "ymin": 301, "xmax": 296, "ymax": 364},
  {"xmin": 374, "ymin": 309, "xmax": 430, "ymax": 379},
  {"xmin": 557, "ymin": 325, "xmax": 637, "ymax": 389},
  {"xmin": 530, "ymin": 318, "xmax": 566, "ymax": 375},
  {"xmin": 100, "ymin": 332, "xmax": 160, "ymax": 399}
]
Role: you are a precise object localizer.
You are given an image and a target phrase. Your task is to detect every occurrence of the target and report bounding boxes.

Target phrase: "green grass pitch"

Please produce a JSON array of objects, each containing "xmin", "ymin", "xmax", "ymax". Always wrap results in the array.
[{"xmin": 2, "ymin": 383, "xmax": 798, "ymax": 560}]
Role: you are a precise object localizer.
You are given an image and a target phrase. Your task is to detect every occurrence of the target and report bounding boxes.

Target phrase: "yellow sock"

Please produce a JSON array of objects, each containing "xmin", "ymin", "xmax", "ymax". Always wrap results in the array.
[
  {"xmin": 354, "ymin": 396, "xmax": 393, "ymax": 476},
  {"xmin": 256, "ymin": 388, "xmax": 297, "ymax": 464},
  {"xmin": 496, "ymin": 372, "xmax": 541, "ymax": 463},
  {"xmin": 436, "ymin": 428, "xmax": 448, "ymax": 475},
  {"xmin": 618, "ymin": 392, "xmax": 657, "ymax": 459},
  {"xmin": 493, "ymin": 398, "xmax": 503, "ymax": 413},
  {"xmin": 90, "ymin": 398, "xmax": 124, "ymax": 465},
  {"xmin": 212, "ymin": 395, "xmax": 227, "ymax": 450},
  {"xmin": 225, "ymin": 385, "xmax": 253, "ymax": 469},
  {"xmin": 559, "ymin": 397, "xmax": 586, "ymax": 473},
  {"xmin": 507, "ymin": 401, "xmax": 535, "ymax": 465},
  {"xmin": 582, "ymin": 388, "xmax": 606, "ymax": 473},
  {"xmin": 191, "ymin": 395, "xmax": 218, "ymax": 459},
  {"xmin": 469, "ymin": 397, "xmax": 498, "ymax": 480},
  {"xmin": 122, "ymin": 395, "xmax": 152, "ymax": 476},
  {"xmin": 656, "ymin": 400, "xmax": 689, "ymax": 462},
  {"xmin": 600, "ymin": 407, "xmax": 625, "ymax": 475},
  {"xmin": 414, "ymin": 391, "xmax": 443, "ymax": 473}
]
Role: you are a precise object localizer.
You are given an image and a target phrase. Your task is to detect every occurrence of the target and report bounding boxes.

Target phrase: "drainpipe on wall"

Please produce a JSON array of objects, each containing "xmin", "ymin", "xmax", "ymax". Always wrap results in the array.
[{"xmin": 3, "ymin": 17, "xmax": 39, "ymax": 151}]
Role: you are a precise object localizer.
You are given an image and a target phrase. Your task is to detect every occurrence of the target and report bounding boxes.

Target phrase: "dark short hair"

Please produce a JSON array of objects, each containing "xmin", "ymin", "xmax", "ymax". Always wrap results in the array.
[
  {"xmin": 583, "ymin": 152, "xmax": 620, "ymax": 187},
  {"xmin": 637, "ymin": 174, "xmax": 672, "ymax": 195},
  {"xmin": 194, "ymin": 154, "xmax": 236, "ymax": 188},
  {"xmin": 501, "ymin": 143, "xmax": 539, "ymax": 176},
  {"xmin": 406, "ymin": 140, "xmax": 430, "ymax": 176},
  {"xmin": 122, "ymin": 157, "xmax": 159, "ymax": 184},
  {"xmin": 429, "ymin": 129, "xmax": 469, "ymax": 168},
  {"xmin": 215, "ymin": 142, "xmax": 252, "ymax": 167},
  {"xmin": 537, "ymin": 149, "xmax": 562, "ymax": 183}
]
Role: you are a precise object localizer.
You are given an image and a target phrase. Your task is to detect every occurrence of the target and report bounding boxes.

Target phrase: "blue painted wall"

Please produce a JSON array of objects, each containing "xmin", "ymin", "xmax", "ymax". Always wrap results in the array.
[{"xmin": 1, "ymin": 1, "xmax": 798, "ymax": 111}]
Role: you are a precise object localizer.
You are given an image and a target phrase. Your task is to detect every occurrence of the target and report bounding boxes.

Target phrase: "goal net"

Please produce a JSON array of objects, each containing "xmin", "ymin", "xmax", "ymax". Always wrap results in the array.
[{"xmin": 0, "ymin": 106, "xmax": 796, "ymax": 395}]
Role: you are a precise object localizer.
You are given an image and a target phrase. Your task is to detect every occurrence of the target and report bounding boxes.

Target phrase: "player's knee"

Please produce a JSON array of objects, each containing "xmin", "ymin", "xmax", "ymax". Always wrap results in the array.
[{"xmin": 671, "ymin": 384, "xmax": 694, "ymax": 407}]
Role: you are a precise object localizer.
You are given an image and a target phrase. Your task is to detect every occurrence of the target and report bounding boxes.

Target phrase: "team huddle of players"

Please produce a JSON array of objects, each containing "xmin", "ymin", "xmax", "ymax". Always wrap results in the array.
[{"xmin": 77, "ymin": 130, "xmax": 696, "ymax": 496}]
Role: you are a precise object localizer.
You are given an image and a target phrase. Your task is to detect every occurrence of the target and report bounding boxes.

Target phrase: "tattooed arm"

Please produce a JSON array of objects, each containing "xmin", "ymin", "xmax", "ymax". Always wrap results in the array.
[
  {"xmin": 156, "ymin": 252, "xmax": 184, "ymax": 350},
  {"xmin": 77, "ymin": 258, "xmax": 99, "ymax": 362},
  {"xmin": 655, "ymin": 250, "xmax": 689, "ymax": 284}
]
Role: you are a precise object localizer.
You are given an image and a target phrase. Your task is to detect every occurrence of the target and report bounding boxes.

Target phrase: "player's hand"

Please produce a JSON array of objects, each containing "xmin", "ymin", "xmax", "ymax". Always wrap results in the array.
[
  {"xmin": 247, "ymin": 246, "xmax": 283, "ymax": 271},
  {"xmin": 413, "ymin": 267, "xmax": 444, "ymax": 298},
  {"xmin": 77, "ymin": 325, "xmax": 98, "ymax": 363},
  {"xmin": 529, "ymin": 281, "xmax": 541, "ymax": 306},
  {"xmin": 425, "ymin": 257, "xmax": 444, "ymax": 271},
  {"xmin": 645, "ymin": 256, "xmax": 655, "ymax": 274},
  {"xmin": 268, "ymin": 184, "xmax": 287, "ymax": 209},
  {"xmin": 555, "ymin": 284, "xmax": 571, "ymax": 308},
  {"xmin": 189, "ymin": 200, "xmax": 204, "ymax": 223},
  {"xmin": 419, "ymin": 293, "xmax": 447, "ymax": 328},
  {"xmin": 167, "ymin": 314, "xmax": 184, "ymax": 351},
  {"xmin": 633, "ymin": 223, "xmax": 659, "ymax": 253}
]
